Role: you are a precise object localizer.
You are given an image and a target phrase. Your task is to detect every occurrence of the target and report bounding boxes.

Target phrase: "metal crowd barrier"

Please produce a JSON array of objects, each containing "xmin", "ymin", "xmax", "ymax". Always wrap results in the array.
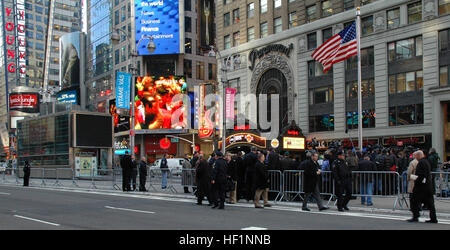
[
  {"xmin": 267, "ymin": 170, "xmax": 283, "ymax": 202},
  {"xmin": 181, "ymin": 168, "xmax": 197, "ymax": 189},
  {"xmin": 432, "ymin": 171, "xmax": 450, "ymax": 200},
  {"xmin": 149, "ymin": 168, "xmax": 177, "ymax": 193},
  {"xmin": 280, "ymin": 170, "xmax": 304, "ymax": 202}
]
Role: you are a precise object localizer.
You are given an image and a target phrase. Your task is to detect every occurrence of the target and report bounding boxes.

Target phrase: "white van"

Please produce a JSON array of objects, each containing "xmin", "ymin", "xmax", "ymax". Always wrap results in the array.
[{"xmin": 150, "ymin": 158, "xmax": 187, "ymax": 175}]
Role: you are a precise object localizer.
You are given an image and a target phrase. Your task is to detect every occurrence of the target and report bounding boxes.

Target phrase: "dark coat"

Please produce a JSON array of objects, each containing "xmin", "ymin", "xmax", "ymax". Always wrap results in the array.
[
  {"xmin": 243, "ymin": 152, "xmax": 258, "ymax": 174},
  {"xmin": 303, "ymin": 159, "xmax": 320, "ymax": 193},
  {"xmin": 196, "ymin": 159, "xmax": 212, "ymax": 191},
  {"xmin": 139, "ymin": 161, "xmax": 147, "ymax": 177},
  {"xmin": 332, "ymin": 158, "xmax": 352, "ymax": 184},
  {"xmin": 413, "ymin": 158, "xmax": 433, "ymax": 195},
  {"xmin": 23, "ymin": 163, "xmax": 30, "ymax": 176},
  {"xmin": 227, "ymin": 157, "xmax": 239, "ymax": 180},
  {"xmin": 235, "ymin": 156, "xmax": 246, "ymax": 183},
  {"xmin": 254, "ymin": 161, "xmax": 269, "ymax": 190},
  {"xmin": 120, "ymin": 155, "xmax": 133, "ymax": 171},
  {"xmin": 267, "ymin": 151, "xmax": 280, "ymax": 170},
  {"xmin": 211, "ymin": 158, "xmax": 228, "ymax": 185}
]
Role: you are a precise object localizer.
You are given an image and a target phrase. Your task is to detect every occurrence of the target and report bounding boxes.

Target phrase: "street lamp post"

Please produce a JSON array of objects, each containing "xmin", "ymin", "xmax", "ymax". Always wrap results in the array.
[
  {"xmin": 208, "ymin": 46, "xmax": 241, "ymax": 154},
  {"xmin": 111, "ymin": 29, "xmax": 156, "ymax": 160}
]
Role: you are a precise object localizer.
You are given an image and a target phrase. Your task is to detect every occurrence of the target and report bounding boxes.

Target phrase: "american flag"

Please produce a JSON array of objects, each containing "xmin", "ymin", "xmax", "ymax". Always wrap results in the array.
[{"xmin": 312, "ymin": 22, "xmax": 358, "ymax": 73}]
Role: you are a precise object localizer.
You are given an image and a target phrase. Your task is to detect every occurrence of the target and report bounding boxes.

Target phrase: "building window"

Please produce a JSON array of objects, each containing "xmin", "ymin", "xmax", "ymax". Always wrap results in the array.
[
  {"xmin": 389, "ymin": 70, "xmax": 423, "ymax": 94},
  {"xmin": 185, "ymin": 16, "xmax": 191, "ymax": 32},
  {"xmin": 388, "ymin": 36, "xmax": 422, "ymax": 62},
  {"xmin": 408, "ymin": 2, "xmax": 422, "ymax": 24},
  {"xmin": 309, "ymin": 115, "xmax": 335, "ymax": 132},
  {"xmin": 196, "ymin": 61, "xmax": 205, "ymax": 80},
  {"xmin": 308, "ymin": 61, "xmax": 332, "ymax": 77},
  {"xmin": 439, "ymin": 0, "xmax": 450, "ymax": 15},
  {"xmin": 307, "ymin": 32, "xmax": 317, "ymax": 50},
  {"xmin": 360, "ymin": 0, "xmax": 373, "ymax": 5},
  {"xmin": 321, "ymin": 0, "xmax": 333, "ymax": 17},
  {"xmin": 115, "ymin": 10, "xmax": 119, "ymax": 25},
  {"xmin": 185, "ymin": 0, "xmax": 191, "ymax": 11},
  {"xmin": 233, "ymin": 9, "xmax": 240, "ymax": 24},
  {"xmin": 361, "ymin": 16, "xmax": 373, "ymax": 35},
  {"xmin": 322, "ymin": 27, "xmax": 333, "ymax": 42},
  {"xmin": 185, "ymin": 38, "xmax": 192, "ymax": 54},
  {"xmin": 224, "ymin": 12, "xmax": 230, "ymax": 27},
  {"xmin": 309, "ymin": 87, "xmax": 334, "ymax": 104},
  {"xmin": 344, "ymin": 0, "xmax": 354, "ymax": 11},
  {"xmin": 223, "ymin": 0, "xmax": 231, "ymax": 4},
  {"xmin": 224, "ymin": 35, "xmax": 231, "ymax": 49},
  {"xmin": 260, "ymin": 0, "xmax": 268, "ymax": 13},
  {"xmin": 306, "ymin": 5, "xmax": 317, "ymax": 22},
  {"xmin": 440, "ymin": 66, "xmax": 449, "ymax": 87},
  {"xmin": 347, "ymin": 109, "xmax": 376, "ymax": 129},
  {"xmin": 439, "ymin": 29, "xmax": 450, "ymax": 52},
  {"xmin": 233, "ymin": 32, "xmax": 240, "ymax": 47},
  {"xmin": 387, "ymin": 8, "xmax": 400, "ymax": 29},
  {"xmin": 115, "ymin": 49, "xmax": 119, "ymax": 65},
  {"xmin": 247, "ymin": 27, "xmax": 255, "ymax": 41},
  {"xmin": 389, "ymin": 104, "xmax": 424, "ymax": 126},
  {"xmin": 346, "ymin": 79, "xmax": 375, "ymax": 99},
  {"xmin": 274, "ymin": 17, "xmax": 282, "ymax": 34},
  {"xmin": 184, "ymin": 59, "xmax": 192, "ymax": 78},
  {"xmin": 274, "ymin": 0, "xmax": 282, "ymax": 8},
  {"xmin": 289, "ymin": 12, "xmax": 298, "ymax": 28},
  {"xmin": 248, "ymin": 3, "xmax": 255, "ymax": 18},
  {"xmin": 209, "ymin": 63, "xmax": 217, "ymax": 80},
  {"xmin": 260, "ymin": 22, "xmax": 268, "ymax": 38},
  {"xmin": 346, "ymin": 47, "xmax": 374, "ymax": 70}
]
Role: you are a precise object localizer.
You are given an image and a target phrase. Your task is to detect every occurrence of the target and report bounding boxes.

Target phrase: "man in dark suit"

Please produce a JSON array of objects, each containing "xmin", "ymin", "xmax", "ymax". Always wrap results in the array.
[
  {"xmin": 302, "ymin": 152, "xmax": 329, "ymax": 211},
  {"xmin": 120, "ymin": 151, "xmax": 132, "ymax": 191},
  {"xmin": 211, "ymin": 151, "xmax": 228, "ymax": 209},
  {"xmin": 407, "ymin": 150, "xmax": 438, "ymax": 223},
  {"xmin": 332, "ymin": 151, "xmax": 352, "ymax": 212},
  {"xmin": 243, "ymin": 147, "xmax": 258, "ymax": 201}
]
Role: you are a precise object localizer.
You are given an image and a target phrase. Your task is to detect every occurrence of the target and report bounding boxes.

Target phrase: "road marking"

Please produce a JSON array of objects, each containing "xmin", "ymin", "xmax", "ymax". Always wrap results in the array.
[
  {"xmin": 0, "ymin": 192, "xmax": 11, "ymax": 195},
  {"xmin": 14, "ymin": 215, "xmax": 60, "ymax": 227},
  {"xmin": 241, "ymin": 226, "xmax": 268, "ymax": 230},
  {"xmin": 105, "ymin": 206, "xmax": 155, "ymax": 214}
]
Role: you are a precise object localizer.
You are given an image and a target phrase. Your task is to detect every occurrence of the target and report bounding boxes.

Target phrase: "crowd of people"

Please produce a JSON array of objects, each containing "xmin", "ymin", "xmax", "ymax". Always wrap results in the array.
[{"xmin": 118, "ymin": 144, "xmax": 444, "ymax": 223}]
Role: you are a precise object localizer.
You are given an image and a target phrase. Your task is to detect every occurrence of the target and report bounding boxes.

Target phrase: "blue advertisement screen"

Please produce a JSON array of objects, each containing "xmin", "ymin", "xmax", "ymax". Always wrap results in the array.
[
  {"xmin": 56, "ymin": 90, "xmax": 78, "ymax": 104},
  {"xmin": 135, "ymin": 0, "xmax": 180, "ymax": 55},
  {"xmin": 116, "ymin": 72, "xmax": 132, "ymax": 109}
]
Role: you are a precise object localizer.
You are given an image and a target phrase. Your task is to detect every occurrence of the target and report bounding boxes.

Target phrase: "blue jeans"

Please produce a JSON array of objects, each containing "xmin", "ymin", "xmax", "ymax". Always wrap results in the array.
[
  {"xmin": 360, "ymin": 181, "xmax": 373, "ymax": 204},
  {"xmin": 162, "ymin": 171, "xmax": 168, "ymax": 188}
]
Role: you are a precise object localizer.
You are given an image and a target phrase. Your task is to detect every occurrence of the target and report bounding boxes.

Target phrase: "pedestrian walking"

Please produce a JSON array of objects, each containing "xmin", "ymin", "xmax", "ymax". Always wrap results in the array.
[
  {"xmin": 120, "ymin": 151, "xmax": 132, "ymax": 191},
  {"xmin": 130, "ymin": 155, "xmax": 138, "ymax": 191},
  {"xmin": 407, "ymin": 150, "xmax": 438, "ymax": 223},
  {"xmin": 195, "ymin": 154, "xmax": 213, "ymax": 205},
  {"xmin": 23, "ymin": 160, "xmax": 31, "ymax": 187},
  {"xmin": 407, "ymin": 151, "xmax": 419, "ymax": 206},
  {"xmin": 211, "ymin": 151, "xmax": 228, "ymax": 209},
  {"xmin": 302, "ymin": 152, "xmax": 328, "ymax": 211},
  {"xmin": 139, "ymin": 157, "xmax": 148, "ymax": 191},
  {"xmin": 160, "ymin": 154, "xmax": 169, "ymax": 189},
  {"xmin": 253, "ymin": 153, "xmax": 271, "ymax": 208},
  {"xmin": 332, "ymin": 151, "xmax": 352, "ymax": 212},
  {"xmin": 358, "ymin": 156, "xmax": 376, "ymax": 206}
]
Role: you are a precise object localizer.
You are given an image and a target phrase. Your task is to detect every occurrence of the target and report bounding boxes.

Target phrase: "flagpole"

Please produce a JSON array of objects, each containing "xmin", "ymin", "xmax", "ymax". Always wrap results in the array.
[{"xmin": 356, "ymin": 7, "xmax": 363, "ymax": 152}]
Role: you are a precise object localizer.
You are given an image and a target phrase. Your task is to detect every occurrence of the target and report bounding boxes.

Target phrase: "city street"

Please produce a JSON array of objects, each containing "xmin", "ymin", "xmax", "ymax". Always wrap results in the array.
[{"xmin": 1, "ymin": 185, "xmax": 449, "ymax": 230}]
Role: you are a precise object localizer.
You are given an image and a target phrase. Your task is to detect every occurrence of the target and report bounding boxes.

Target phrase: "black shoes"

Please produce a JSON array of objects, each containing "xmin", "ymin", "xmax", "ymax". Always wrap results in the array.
[
  {"xmin": 218, "ymin": 207, "xmax": 225, "ymax": 209},
  {"xmin": 425, "ymin": 220, "xmax": 438, "ymax": 223},
  {"xmin": 338, "ymin": 208, "xmax": 345, "ymax": 212},
  {"xmin": 211, "ymin": 204, "xmax": 218, "ymax": 209},
  {"xmin": 302, "ymin": 207, "xmax": 311, "ymax": 211},
  {"xmin": 319, "ymin": 207, "xmax": 329, "ymax": 211},
  {"xmin": 343, "ymin": 206, "xmax": 350, "ymax": 211},
  {"xmin": 407, "ymin": 218, "xmax": 419, "ymax": 222}
]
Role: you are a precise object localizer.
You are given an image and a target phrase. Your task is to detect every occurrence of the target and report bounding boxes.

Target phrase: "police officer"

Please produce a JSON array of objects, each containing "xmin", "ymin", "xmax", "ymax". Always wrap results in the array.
[
  {"xmin": 332, "ymin": 151, "xmax": 352, "ymax": 212},
  {"xmin": 23, "ymin": 160, "xmax": 31, "ymax": 187},
  {"xmin": 120, "ymin": 151, "xmax": 132, "ymax": 191},
  {"xmin": 138, "ymin": 157, "xmax": 148, "ymax": 192},
  {"xmin": 211, "ymin": 151, "xmax": 228, "ymax": 209}
]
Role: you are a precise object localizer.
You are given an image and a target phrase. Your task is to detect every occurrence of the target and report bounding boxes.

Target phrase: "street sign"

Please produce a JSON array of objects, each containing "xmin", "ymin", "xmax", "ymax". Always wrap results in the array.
[{"xmin": 170, "ymin": 138, "xmax": 179, "ymax": 143}]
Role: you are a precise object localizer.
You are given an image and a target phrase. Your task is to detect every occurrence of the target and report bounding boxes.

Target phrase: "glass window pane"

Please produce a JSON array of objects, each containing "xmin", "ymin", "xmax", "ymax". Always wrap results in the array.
[
  {"xmin": 406, "ymin": 72, "xmax": 416, "ymax": 92},
  {"xmin": 389, "ymin": 106, "xmax": 396, "ymax": 126},
  {"xmin": 397, "ymin": 105, "xmax": 415, "ymax": 125},
  {"xmin": 388, "ymin": 43, "xmax": 396, "ymax": 62},
  {"xmin": 387, "ymin": 8, "xmax": 400, "ymax": 29},
  {"xmin": 416, "ymin": 70, "xmax": 423, "ymax": 89},
  {"xmin": 440, "ymin": 66, "xmax": 449, "ymax": 87},
  {"xmin": 389, "ymin": 75, "xmax": 396, "ymax": 94},
  {"xmin": 408, "ymin": 2, "xmax": 422, "ymax": 24},
  {"xmin": 397, "ymin": 73, "xmax": 406, "ymax": 93},
  {"xmin": 439, "ymin": 29, "xmax": 449, "ymax": 52},
  {"xmin": 415, "ymin": 36, "xmax": 423, "ymax": 56}
]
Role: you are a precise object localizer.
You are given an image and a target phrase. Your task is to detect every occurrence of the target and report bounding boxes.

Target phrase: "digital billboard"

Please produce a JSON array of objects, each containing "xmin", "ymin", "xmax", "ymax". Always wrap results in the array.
[
  {"xmin": 109, "ymin": 99, "xmax": 130, "ymax": 133},
  {"xmin": 75, "ymin": 114, "xmax": 112, "ymax": 148},
  {"xmin": 56, "ymin": 89, "xmax": 78, "ymax": 104},
  {"xmin": 9, "ymin": 93, "xmax": 39, "ymax": 114},
  {"xmin": 134, "ymin": 75, "xmax": 188, "ymax": 129},
  {"xmin": 135, "ymin": 0, "xmax": 183, "ymax": 55},
  {"xmin": 199, "ymin": 0, "xmax": 215, "ymax": 48},
  {"xmin": 60, "ymin": 32, "xmax": 81, "ymax": 89},
  {"xmin": 115, "ymin": 72, "xmax": 131, "ymax": 109}
]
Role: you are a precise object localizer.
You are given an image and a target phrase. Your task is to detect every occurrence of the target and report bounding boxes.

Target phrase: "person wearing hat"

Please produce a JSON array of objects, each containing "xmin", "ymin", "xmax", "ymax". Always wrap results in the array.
[
  {"xmin": 332, "ymin": 150, "xmax": 352, "ymax": 212},
  {"xmin": 211, "ymin": 151, "xmax": 228, "ymax": 209}
]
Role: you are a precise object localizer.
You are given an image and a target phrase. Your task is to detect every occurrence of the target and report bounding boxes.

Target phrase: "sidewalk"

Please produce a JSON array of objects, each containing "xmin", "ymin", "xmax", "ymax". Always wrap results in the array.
[{"xmin": 2, "ymin": 174, "xmax": 450, "ymax": 218}]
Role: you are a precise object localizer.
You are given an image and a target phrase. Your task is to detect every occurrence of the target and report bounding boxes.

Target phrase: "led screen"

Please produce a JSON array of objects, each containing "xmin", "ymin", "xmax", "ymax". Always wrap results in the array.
[
  {"xmin": 75, "ymin": 114, "xmax": 112, "ymax": 148},
  {"xmin": 134, "ymin": 75, "xmax": 188, "ymax": 129}
]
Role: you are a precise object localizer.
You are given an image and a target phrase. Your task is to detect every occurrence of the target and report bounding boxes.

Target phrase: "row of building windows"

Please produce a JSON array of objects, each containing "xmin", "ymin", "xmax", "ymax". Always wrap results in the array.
[{"xmin": 183, "ymin": 60, "xmax": 217, "ymax": 81}]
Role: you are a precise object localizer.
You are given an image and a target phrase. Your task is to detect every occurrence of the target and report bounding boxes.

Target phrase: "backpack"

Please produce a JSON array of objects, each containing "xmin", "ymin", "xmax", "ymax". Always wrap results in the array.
[{"xmin": 160, "ymin": 158, "xmax": 168, "ymax": 169}]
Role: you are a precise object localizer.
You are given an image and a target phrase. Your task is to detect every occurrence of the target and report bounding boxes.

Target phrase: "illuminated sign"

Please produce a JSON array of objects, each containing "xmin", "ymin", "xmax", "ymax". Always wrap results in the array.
[
  {"xmin": 287, "ymin": 130, "xmax": 299, "ymax": 136},
  {"xmin": 134, "ymin": 75, "xmax": 187, "ymax": 130},
  {"xmin": 135, "ymin": 0, "xmax": 183, "ymax": 55},
  {"xmin": 9, "ymin": 93, "xmax": 38, "ymax": 112},
  {"xmin": 224, "ymin": 133, "xmax": 266, "ymax": 149},
  {"xmin": 160, "ymin": 138, "xmax": 171, "ymax": 149},
  {"xmin": 116, "ymin": 72, "xmax": 132, "ymax": 109},
  {"xmin": 5, "ymin": 0, "xmax": 26, "ymax": 78},
  {"xmin": 283, "ymin": 137, "xmax": 305, "ymax": 150},
  {"xmin": 271, "ymin": 139, "xmax": 279, "ymax": 148},
  {"xmin": 56, "ymin": 90, "xmax": 78, "ymax": 104}
]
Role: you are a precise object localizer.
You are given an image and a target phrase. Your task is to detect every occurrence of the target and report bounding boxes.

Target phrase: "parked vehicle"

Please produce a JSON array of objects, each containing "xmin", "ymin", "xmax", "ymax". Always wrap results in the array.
[{"xmin": 149, "ymin": 158, "xmax": 186, "ymax": 176}]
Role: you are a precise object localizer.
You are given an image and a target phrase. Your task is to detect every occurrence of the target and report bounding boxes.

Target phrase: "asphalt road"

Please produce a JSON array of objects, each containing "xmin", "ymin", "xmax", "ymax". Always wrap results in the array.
[{"xmin": 1, "ymin": 185, "xmax": 449, "ymax": 230}]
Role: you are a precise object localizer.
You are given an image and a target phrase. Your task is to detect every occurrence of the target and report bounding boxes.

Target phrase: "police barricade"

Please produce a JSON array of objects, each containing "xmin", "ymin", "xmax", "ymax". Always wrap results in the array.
[
  {"xmin": 319, "ymin": 171, "xmax": 335, "ymax": 206},
  {"xmin": 149, "ymin": 168, "xmax": 177, "ymax": 193},
  {"xmin": 350, "ymin": 171, "xmax": 401, "ymax": 210},
  {"xmin": 112, "ymin": 168, "xmax": 123, "ymax": 190},
  {"xmin": 181, "ymin": 168, "xmax": 197, "ymax": 190},
  {"xmin": 433, "ymin": 171, "xmax": 450, "ymax": 200},
  {"xmin": 398, "ymin": 171, "xmax": 410, "ymax": 208},
  {"xmin": 267, "ymin": 170, "xmax": 283, "ymax": 202},
  {"xmin": 280, "ymin": 170, "xmax": 304, "ymax": 202}
]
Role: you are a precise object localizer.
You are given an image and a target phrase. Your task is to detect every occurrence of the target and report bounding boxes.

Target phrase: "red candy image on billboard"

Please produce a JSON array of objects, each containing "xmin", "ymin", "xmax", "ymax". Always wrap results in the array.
[{"xmin": 134, "ymin": 76, "xmax": 188, "ymax": 129}]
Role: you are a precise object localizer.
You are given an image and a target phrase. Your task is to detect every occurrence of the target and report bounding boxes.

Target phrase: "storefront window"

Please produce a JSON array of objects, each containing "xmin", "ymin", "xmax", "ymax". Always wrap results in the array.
[
  {"xmin": 389, "ymin": 104, "xmax": 424, "ymax": 126},
  {"xmin": 346, "ymin": 109, "xmax": 376, "ymax": 129}
]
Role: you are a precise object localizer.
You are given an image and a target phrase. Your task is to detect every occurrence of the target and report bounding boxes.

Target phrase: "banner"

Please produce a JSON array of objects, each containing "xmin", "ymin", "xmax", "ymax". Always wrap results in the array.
[
  {"xmin": 116, "ymin": 72, "xmax": 131, "ymax": 109},
  {"xmin": 9, "ymin": 93, "xmax": 39, "ymax": 113},
  {"xmin": 225, "ymin": 88, "xmax": 237, "ymax": 120}
]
